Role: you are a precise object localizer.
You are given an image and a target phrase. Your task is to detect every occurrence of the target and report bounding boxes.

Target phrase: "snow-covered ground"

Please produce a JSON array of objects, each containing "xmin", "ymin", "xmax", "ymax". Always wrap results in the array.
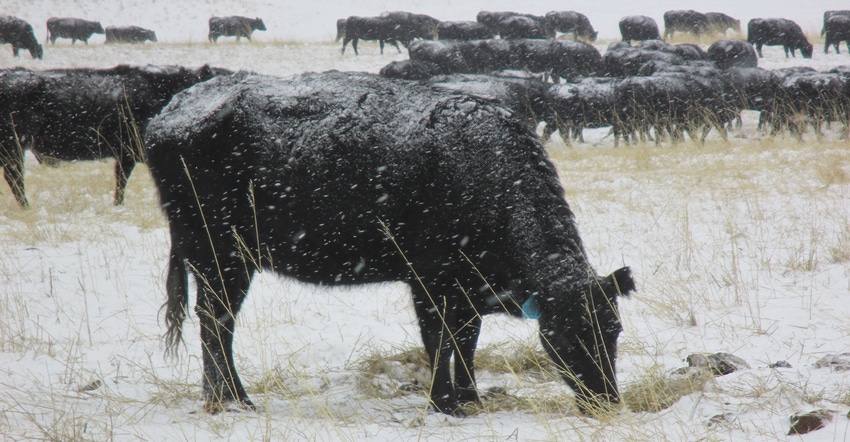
[{"xmin": 1, "ymin": 1, "xmax": 850, "ymax": 441}]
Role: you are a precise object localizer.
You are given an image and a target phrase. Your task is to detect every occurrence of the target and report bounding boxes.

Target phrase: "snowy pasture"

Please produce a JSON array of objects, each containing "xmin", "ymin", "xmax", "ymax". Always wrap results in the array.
[{"xmin": 1, "ymin": 0, "xmax": 850, "ymax": 441}]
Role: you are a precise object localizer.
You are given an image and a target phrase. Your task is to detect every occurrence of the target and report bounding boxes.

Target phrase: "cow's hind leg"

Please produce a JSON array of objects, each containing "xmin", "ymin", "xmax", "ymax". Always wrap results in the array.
[
  {"xmin": 453, "ymin": 309, "xmax": 482, "ymax": 406},
  {"xmin": 410, "ymin": 281, "xmax": 462, "ymax": 416},
  {"xmin": 194, "ymin": 258, "xmax": 255, "ymax": 413}
]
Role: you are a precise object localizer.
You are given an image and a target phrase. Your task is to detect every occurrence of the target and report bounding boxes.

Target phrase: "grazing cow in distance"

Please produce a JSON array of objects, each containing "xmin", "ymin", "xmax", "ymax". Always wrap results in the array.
[
  {"xmin": 341, "ymin": 16, "xmax": 401, "ymax": 55},
  {"xmin": 46, "ymin": 17, "xmax": 104, "ymax": 44},
  {"xmin": 105, "ymin": 26, "xmax": 157, "ymax": 44},
  {"xmin": 476, "ymin": 11, "xmax": 553, "ymax": 39},
  {"xmin": 409, "ymin": 39, "xmax": 600, "ymax": 83},
  {"xmin": 545, "ymin": 11, "xmax": 598, "ymax": 41},
  {"xmin": 208, "ymin": 16, "xmax": 266, "ymax": 42},
  {"xmin": 499, "ymin": 15, "xmax": 552, "ymax": 39},
  {"xmin": 708, "ymin": 39, "xmax": 758, "ymax": 68},
  {"xmin": 380, "ymin": 11, "xmax": 439, "ymax": 46},
  {"xmin": 542, "ymin": 77, "xmax": 619, "ymax": 145},
  {"xmin": 705, "ymin": 12, "xmax": 741, "ymax": 36},
  {"xmin": 663, "ymin": 10, "xmax": 711, "ymax": 39},
  {"xmin": 0, "ymin": 16, "xmax": 43, "ymax": 59},
  {"xmin": 824, "ymin": 14, "xmax": 850, "ymax": 54},
  {"xmin": 436, "ymin": 21, "xmax": 494, "ymax": 40},
  {"xmin": 0, "ymin": 65, "xmax": 231, "ymax": 208},
  {"xmin": 822, "ymin": 11, "xmax": 850, "ymax": 37},
  {"xmin": 601, "ymin": 46, "xmax": 685, "ymax": 77},
  {"xmin": 379, "ymin": 59, "xmax": 445, "ymax": 80},
  {"xmin": 619, "ymin": 15, "xmax": 661, "ymax": 43},
  {"xmin": 747, "ymin": 18, "xmax": 812, "ymax": 58},
  {"xmin": 144, "ymin": 70, "xmax": 636, "ymax": 417}
]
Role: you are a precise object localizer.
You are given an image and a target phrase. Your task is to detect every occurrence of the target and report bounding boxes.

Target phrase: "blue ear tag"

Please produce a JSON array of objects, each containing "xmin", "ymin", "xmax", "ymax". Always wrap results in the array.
[{"xmin": 521, "ymin": 296, "xmax": 541, "ymax": 319}]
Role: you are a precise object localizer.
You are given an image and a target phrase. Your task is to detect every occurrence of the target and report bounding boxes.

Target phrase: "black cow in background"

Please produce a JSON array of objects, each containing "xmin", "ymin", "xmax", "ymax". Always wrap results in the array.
[
  {"xmin": 409, "ymin": 39, "xmax": 600, "ymax": 83},
  {"xmin": 0, "ymin": 16, "xmax": 42, "ymax": 59},
  {"xmin": 542, "ymin": 77, "xmax": 618, "ymax": 145},
  {"xmin": 105, "ymin": 26, "xmax": 157, "ymax": 44},
  {"xmin": 436, "ymin": 21, "xmax": 494, "ymax": 40},
  {"xmin": 822, "ymin": 11, "xmax": 850, "ymax": 37},
  {"xmin": 545, "ymin": 11, "xmax": 598, "ymax": 41},
  {"xmin": 46, "ymin": 17, "xmax": 104, "ymax": 44},
  {"xmin": 208, "ymin": 16, "xmax": 266, "ymax": 42},
  {"xmin": 601, "ymin": 46, "xmax": 685, "ymax": 77},
  {"xmin": 705, "ymin": 12, "xmax": 741, "ymax": 36},
  {"xmin": 663, "ymin": 10, "xmax": 711, "ymax": 39},
  {"xmin": 619, "ymin": 15, "xmax": 661, "ymax": 43},
  {"xmin": 823, "ymin": 14, "xmax": 850, "ymax": 54},
  {"xmin": 747, "ymin": 18, "xmax": 812, "ymax": 58},
  {"xmin": 381, "ymin": 11, "xmax": 439, "ymax": 45},
  {"xmin": 0, "ymin": 65, "xmax": 230, "ymax": 208},
  {"xmin": 476, "ymin": 11, "xmax": 553, "ymax": 39},
  {"xmin": 341, "ymin": 16, "xmax": 402, "ymax": 55},
  {"xmin": 379, "ymin": 59, "xmax": 445, "ymax": 80},
  {"xmin": 144, "ymin": 70, "xmax": 635, "ymax": 417},
  {"xmin": 707, "ymin": 39, "xmax": 758, "ymax": 68}
]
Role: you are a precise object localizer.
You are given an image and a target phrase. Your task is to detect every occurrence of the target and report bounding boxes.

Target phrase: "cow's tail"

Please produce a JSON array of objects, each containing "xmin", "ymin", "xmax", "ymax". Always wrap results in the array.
[{"xmin": 162, "ymin": 242, "xmax": 189, "ymax": 358}]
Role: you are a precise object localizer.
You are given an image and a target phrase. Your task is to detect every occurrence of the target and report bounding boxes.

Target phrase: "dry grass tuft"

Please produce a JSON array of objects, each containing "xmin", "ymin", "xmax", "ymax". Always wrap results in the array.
[{"xmin": 622, "ymin": 368, "xmax": 714, "ymax": 413}]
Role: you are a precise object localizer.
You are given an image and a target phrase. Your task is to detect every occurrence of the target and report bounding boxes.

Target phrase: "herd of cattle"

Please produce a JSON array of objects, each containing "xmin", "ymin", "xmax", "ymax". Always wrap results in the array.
[
  {"xmin": 2, "ymin": 8, "xmax": 849, "ymax": 418},
  {"xmin": 0, "ymin": 15, "xmax": 266, "ymax": 60}
]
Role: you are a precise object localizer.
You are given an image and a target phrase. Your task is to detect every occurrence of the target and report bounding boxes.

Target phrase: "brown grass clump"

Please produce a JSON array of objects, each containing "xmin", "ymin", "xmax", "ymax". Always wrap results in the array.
[{"xmin": 622, "ymin": 368, "xmax": 714, "ymax": 413}]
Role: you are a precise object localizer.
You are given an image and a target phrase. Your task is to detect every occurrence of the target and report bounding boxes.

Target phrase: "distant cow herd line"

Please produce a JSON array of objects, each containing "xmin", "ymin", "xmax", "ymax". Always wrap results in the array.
[{"xmin": 1, "ymin": 10, "xmax": 850, "ymax": 60}]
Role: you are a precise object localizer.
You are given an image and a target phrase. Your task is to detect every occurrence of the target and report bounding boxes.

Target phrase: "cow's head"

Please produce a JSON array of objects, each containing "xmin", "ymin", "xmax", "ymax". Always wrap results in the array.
[
  {"xmin": 589, "ymin": 30, "xmax": 599, "ymax": 41},
  {"xmin": 253, "ymin": 18, "xmax": 267, "ymax": 31},
  {"xmin": 801, "ymin": 43, "xmax": 813, "ymax": 59},
  {"xmin": 147, "ymin": 30, "xmax": 158, "ymax": 42},
  {"xmin": 732, "ymin": 19, "xmax": 742, "ymax": 33},
  {"xmin": 31, "ymin": 43, "xmax": 43, "ymax": 60},
  {"xmin": 537, "ymin": 267, "xmax": 635, "ymax": 415},
  {"xmin": 94, "ymin": 21, "xmax": 105, "ymax": 33}
]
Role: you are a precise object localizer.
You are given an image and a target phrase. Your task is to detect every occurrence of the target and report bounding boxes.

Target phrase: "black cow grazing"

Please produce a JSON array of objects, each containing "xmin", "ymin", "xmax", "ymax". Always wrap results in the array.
[
  {"xmin": 542, "ymin": 77, "xmax": 619, "ymax": 145},
  {"xmin": 208, "ymin": 16, "xmax": 266, "ymax": 42},
  {"xmin": 426, "ymin": 71, "xmax": 550, "ymax": 132},
  {"xmin": 619, "ymin": 15, "xmax": 661, "ymax": 43},
  {"xmin": 341, "ymin": 16, "xmax": 401, "ymax": 55},
  {"xmin": 705, "ymin": 12, "xmax": 741, "ymax": 36},
  {"xmin": 498, "ymin": 15, "xmax": 551, "ymax": 39},
  {"xmin": 335, "ymin": 18, "xmax": 346, "ymax": 41},
  {"xmin": 510, "ymin": 39, "xmax": 602, "ymax": 82},
  {"xmin": 380, "ymin": 11, "xmax": 439, "ymax": 46},
  {"xmin": 822, "ymin": 11, "xmax": 850, "ymax": 37},
  {"xmin": 379, "ymin": 59, "xmax": 445, "ymax": 80},
  {"xmin": 663, "ymin": 10, "xmax": 710, "ymax": 39},
  {"xmin": 0, "ymin": 16, "xmax": 42, "ymax": 59},
  {"xmin": 476, "ymin": 11, "xmax": 553, "ymax": 39},
  {"xmin": 436, "ymin": 21, "xmax": 495, "ymax": 40},
  {"xmin": 747, "ymin": 18, "xmax": 812, "ymax": 59},
  {"xmin": 824, "ymin": 14, "xmax": 850, "ymax": 54},
  {"xmin": 0, "ymin": 64, "xmax": 229, "ymax": 208},
  {"xmin": 409, "ymin": 39, "xmax": 601, "ymax": 83},
  {"xmin": 601, "ymin": 46, "xmax": 685, "ymax": 77},
  {"xmin": 105, "ymin": 26, "xmax": 157, "ymax": 44},
  {"xmin": 46, "ymin": 17, "xmax": 104, "ymax": 44},
  {"xmin": 722, "ymin": 67, "xmax": 781, "ymax": 130},
  {"xmin": 545, "ymin": 11, "xmax": 598, "ymax": 41},
  {"xmin": 708, "ymin": 39, "xmax": 758, "ymax": 69},
  {"xmin": 674, "ymin": 43, "xmax": 709, "ymax": 61},
  {"xmin": 145, "ymin": 70, "xmax": 635, "ymax": 417},
  {"xmin": 774, "ymin": 71, "xmax": 850, "ymax": 140}
]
